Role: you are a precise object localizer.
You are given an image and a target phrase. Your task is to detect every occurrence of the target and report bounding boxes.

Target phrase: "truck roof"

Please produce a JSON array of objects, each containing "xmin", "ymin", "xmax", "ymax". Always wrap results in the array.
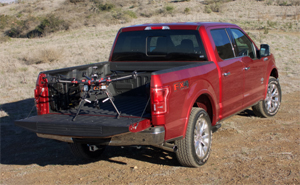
[{"xmin": 121, "ymin": 22, "xmax": 237, "ymax": 32}]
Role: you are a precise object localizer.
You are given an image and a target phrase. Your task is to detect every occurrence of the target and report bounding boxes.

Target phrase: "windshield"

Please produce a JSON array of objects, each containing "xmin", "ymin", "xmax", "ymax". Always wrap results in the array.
[{"xmin": 112, "ymin": 30, "xmax": 207, "ymax": 61}]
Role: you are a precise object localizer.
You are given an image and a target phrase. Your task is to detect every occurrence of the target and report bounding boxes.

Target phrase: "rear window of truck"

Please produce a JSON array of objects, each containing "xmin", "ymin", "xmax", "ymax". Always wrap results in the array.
[{"xmin": 111, "ymin": 30, "xmax": 207, "ymax": 61}]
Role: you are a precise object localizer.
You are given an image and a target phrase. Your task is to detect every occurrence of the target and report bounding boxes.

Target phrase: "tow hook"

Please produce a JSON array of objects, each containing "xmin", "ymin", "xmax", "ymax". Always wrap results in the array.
[{"xmin": 88, "ymin": 145, "xmax": 99, "ymax": 152}]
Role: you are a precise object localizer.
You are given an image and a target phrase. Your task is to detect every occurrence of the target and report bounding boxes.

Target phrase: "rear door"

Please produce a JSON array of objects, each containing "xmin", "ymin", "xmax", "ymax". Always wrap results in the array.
[
  {"xmin": 209, "ymin": 28, "xmax": 244, "ymax": 119},
  {"xmin": 229, "ymin": 28, "xmax": 266, "ymax": 107}
]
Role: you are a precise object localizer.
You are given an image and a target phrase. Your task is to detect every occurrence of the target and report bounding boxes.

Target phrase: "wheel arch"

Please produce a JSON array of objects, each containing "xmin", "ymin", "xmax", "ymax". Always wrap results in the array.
[
  {"xmin": 181, "ymin": 87, "xmax": 218, "ymax": 139},
  {"xmin": 270, "ymin": 68, "xmax": 278, "ymax": 79},
  {"xmin": 193, "ymin": 94, "xmax": 215, "ymax": 126},
  {"xmin": 264, "ymin": 66, "xmax": 279, "ymax": 98}
]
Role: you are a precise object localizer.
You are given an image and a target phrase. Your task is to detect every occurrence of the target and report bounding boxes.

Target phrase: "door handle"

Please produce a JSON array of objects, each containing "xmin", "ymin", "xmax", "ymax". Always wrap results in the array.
[
  {"xmin": 244, "ymin": 67, "xmax": 250, "ymax": 71},
  {"xmin": 223, "ymin": 72, "xmax": 231, "ymax": 77}
]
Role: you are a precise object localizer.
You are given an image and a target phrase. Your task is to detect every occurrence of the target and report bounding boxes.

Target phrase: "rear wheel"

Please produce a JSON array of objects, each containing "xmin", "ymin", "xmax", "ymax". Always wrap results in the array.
[
  {"xmin": 69, "ymin": 143, "xmax": 105, "ymax": 160},
  {"xmin": 175, "ymin": 108, "xmax": 212, "ymax": 167},
  {"xmin": 252, "ymin": 76, "xmax": 281, "ymax": 118}
]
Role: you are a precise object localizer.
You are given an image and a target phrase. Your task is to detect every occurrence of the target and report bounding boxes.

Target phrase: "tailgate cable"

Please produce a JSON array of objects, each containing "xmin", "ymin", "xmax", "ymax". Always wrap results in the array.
[
  {"xmin": 132, "ymin": 96, "xmax": 150, "ymax": 130},
  {"xmin": 27, "ymin": 88, "xmax": 44, "ymax": 118}
]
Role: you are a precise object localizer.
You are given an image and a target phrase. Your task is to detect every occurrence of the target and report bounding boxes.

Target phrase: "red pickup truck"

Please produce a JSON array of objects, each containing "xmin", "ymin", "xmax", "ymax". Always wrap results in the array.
[{"xmin": 15, "ymin": 22, "xmax": 281, "ymax": 167}]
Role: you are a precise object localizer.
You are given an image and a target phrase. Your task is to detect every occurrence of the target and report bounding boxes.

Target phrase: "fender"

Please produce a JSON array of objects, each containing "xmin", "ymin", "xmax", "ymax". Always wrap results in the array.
[
  {"xmin": 264, "ymin": 54, "xmax": 278, "ymax": 98},
  {"xmin": 180, "ymin": 79, "xmax": 219, "ymax": 140}
]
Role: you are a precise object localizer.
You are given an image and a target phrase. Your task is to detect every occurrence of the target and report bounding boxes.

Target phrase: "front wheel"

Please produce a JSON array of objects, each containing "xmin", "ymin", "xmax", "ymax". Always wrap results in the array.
[
  {"xmin": 175, "ymin": 108, "xmax": 212, "ymax": 167},
  {"xmin": 252, "ymin": 76, "xmax": 281, "ymax": 118}
]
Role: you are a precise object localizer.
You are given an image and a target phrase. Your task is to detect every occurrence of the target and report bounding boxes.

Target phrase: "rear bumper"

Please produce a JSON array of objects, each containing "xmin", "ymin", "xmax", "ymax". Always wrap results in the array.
[{"xmin": 37, "ymin": 126, "xmax": 165, "ymax": 146}]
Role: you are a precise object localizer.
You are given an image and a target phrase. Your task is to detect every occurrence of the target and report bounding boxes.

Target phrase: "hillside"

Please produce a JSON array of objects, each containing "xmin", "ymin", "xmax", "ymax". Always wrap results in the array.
[{"xmin": 0, "ymin": 0, "xmax": 299, "ymax": 104}]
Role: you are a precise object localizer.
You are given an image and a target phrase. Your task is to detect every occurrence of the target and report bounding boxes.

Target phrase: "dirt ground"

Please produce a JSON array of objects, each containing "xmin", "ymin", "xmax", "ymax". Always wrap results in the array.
[
  {"xmin": 1, "ymin": 91, "xmax": 299, "ymax": 184},
  {"xmin": 0, "ymin": 0, "xmax": 300, "ymax": 184}
]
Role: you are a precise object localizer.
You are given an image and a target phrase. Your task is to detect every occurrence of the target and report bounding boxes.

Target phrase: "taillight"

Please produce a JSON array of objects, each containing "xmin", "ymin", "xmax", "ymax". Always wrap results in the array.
[
  {"xmin": 151, "ymin": 86, "xmax": 169, "ymax": 115},
  {"xmin": 35, "ymin": 73, "xmax": 49, "ymax": 115}
]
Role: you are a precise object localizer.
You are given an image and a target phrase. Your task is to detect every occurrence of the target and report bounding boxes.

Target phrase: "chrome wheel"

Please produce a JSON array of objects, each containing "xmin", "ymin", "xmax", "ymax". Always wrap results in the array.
[
  {"xmin": 175, "ymin": 108, "xmax": 212, "ymax": 167},
  {"xmin": 265, "ymin": 83, "xmax": 280, "ymax": 114},
  {"xmin": 194, "ymin": 117, "xmax": 210, "ymax": 159}
]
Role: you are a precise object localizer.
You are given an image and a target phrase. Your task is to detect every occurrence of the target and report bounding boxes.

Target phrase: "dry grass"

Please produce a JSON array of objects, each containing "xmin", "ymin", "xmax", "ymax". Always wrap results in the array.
[{"xmin": 22, "ymin": 47, "xmax": 63, "ymax": 64}]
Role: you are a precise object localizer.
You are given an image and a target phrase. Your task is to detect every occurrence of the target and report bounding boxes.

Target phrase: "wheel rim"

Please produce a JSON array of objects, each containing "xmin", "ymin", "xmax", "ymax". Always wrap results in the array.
[
  {"xmin": 194, "ymin": 117, "xmax": 210, "ymax": 159},
  {"xmin": 265, "ymin": 83, "xmax": 280, "ymax": 114}
]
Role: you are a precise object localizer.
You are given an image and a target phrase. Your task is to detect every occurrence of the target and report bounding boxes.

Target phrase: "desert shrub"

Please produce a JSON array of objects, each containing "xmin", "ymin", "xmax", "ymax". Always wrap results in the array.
[
  {"xmin": 204, "ymin": 5, "xmax": 212, "ymax": 13},
  {"xmin": 89, "ymin": 2, "xmax": 115, "ymax": 13},
  {"xmin": 0, "ymin": 35, "xmax": 10, "ymax": 43},
  {"xmin": 23, "ymin": 48, "xmax": 63, "ymax": 65},
  {"xmin": 98, "ymin": 3, "xmax": 115, "ymax": 11},
  {"xmin": 124, "ymin": 10, "xmax": 137, "ymax": 18},
  {"xmin": 204, "ymin": 3, "xmax": 221, "ymax": 13},
  {"xmin": 0, "ymin": 15, "xmax": 16, "ymax": 30},
  {"xmin": 284, "ymin": 22, "xmax": 293, "ymax": 29},
  {"xmin": 112, "ymin": 10, "xmax": 137, "ymax": 23},
  {"xmin": 140, "ymin": 10, "xmax": 153, "ymax": 17},
  {"xmin": 263, "ymin": 26, "xmax": 269, "ymax": 34},
  {"xmin": 68, "ymin": 0, "xmax": 85, "ymax": 4},
  {"xmin": 6, "ymin": 26, "xmax": 22, "ymax": 38},
  {"xmin": 35, "ymin": 15, "xmax": 69, "ymax": 36},
  {"xmin": 275, "ymin": 0, "xmax": 299, "ymax": 6},
  {"xmin": 203, "ymin": 0, "xmax": 234, "ymax": 4},
  {"xmin": 267, "ymin": 20, "xmax": 277, "ymax": 28},
  {"xmin": 166, "ymin": 5, "xmax": 174, "ymax": 12},
  {"xmin": 184, "ymin": 7, "xmax": 191, "ymax": 14},
  {"xmin": 266, "ymin": 0, "xmax": 273, "ymax": 5}
]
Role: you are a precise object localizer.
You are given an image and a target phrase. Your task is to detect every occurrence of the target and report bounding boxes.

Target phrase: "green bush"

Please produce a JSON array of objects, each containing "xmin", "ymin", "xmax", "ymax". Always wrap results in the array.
[
  {"xmin": 263, "ymin": 26, "xmax": 269, "ymax": 34},
  {"xmin": 204, "ymin": 5, "xmax": 212, "ymax": 13},
  {"xmin": 275, "ymin": 0, "xmax": 299, "ymax": 6},
  {"xmin": 98, "ymin": 3, "xmax": 115, "ymax": 11},
  {"xmin": 267, "ymin": 20, "xmax": 277, "ymax": 28},
  {"xmin": 203, "ymin": 0, "xmax": 234, "ymax": 4},
  {"xmin": 68, "ymin": 0, "xmax": 85, "ymax": 4},
  {"xmin": 124, "ymin": 10, "xmax": 137, "ymax": 18},
  {"xmin": 35, "ymin": 15, "xmax": 69, "ymax": 35},
  {"xmin": 204, "ymin": 3, "xmax": 221, "ymax": 13},
  {"xmin": 166, "ymin": 5, "xmax": 174, "ymax": 12},
  {"xmin": 112, "ymin": 10, "xmax": 137, "ymax": 23},
  {"xmin": 0, "ymin": 15, "xmax": 16, "ymax": 30},
  {"xmin": 184, "ymin": 7, "xmax": 191, "ymax": 14}
]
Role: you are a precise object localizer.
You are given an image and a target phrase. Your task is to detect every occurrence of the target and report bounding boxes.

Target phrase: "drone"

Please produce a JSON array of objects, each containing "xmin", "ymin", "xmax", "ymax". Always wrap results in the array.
[{"xmin": 55, "ymin": 66, "xmax": 139, "ymax": 121}]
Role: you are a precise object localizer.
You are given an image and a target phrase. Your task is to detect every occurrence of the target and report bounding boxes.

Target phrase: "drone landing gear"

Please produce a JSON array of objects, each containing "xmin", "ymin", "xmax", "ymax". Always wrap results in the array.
[{"xmin": 72, "ymin": 90, "xmax": 121, "ymax": 121}]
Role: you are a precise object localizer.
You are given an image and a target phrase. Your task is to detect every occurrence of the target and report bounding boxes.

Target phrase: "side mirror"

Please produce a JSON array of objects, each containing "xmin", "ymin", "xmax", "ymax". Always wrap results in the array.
[{"xmin": 259, "ymin": 44, "xmax": 270, "ymax": 58}]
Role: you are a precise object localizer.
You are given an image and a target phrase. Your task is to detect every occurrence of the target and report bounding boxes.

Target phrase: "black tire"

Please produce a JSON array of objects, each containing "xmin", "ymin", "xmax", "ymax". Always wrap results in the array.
[
  {"xmin": 69, "ymin": 143, "xmax": 105, "ymax": 160},
  {"xmin": 175, "ymin": 107, "xmax": 212, "ymax": 167},
  {"xmin": 252, "ymin": 76, "xmax": 281, "ymax": 118}
]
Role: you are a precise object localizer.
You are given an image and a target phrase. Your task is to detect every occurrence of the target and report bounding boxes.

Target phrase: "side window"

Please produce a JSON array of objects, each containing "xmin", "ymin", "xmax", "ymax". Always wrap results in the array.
[
  {"xmin": 210, "ymin": 29, "xmax": 235, "ymax": 60},
  {"xmin": 231, "ymin": 29, "xmax": 255, "ymax": 59}
]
